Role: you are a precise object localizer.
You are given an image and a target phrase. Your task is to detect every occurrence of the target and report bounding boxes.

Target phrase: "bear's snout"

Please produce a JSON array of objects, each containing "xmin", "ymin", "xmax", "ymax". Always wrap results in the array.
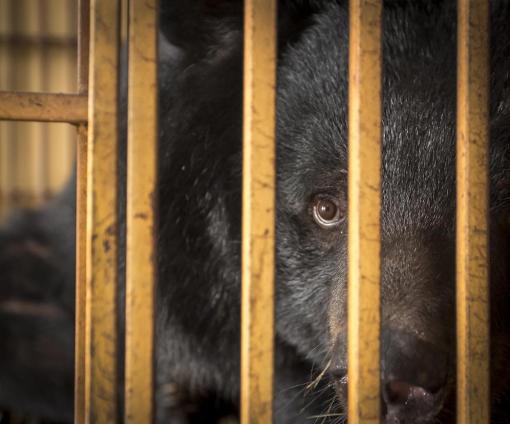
[
  {"xmin": 329, "ymin": 327, "xmax": 451, "ymax": 424},
  {"xmin": 381, "ymin": 328, "xmax": 449, "ymax": 423}
]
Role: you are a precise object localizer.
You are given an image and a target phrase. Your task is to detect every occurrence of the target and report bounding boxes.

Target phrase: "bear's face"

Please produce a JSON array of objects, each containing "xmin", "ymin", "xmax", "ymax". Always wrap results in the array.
[{"xmin": 273, "ymin": 3, "xmax": 510, "ymax": 423}]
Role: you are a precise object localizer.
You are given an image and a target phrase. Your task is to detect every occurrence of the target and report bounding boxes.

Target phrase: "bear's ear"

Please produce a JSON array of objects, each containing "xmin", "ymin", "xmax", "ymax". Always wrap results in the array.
[
  {"xmin": 159, "ymin": 0, "xmax": 243, "ymax": 60},
  {"xmin": 159, "ymin": 0, "xmax": 325, "ymax": 61}
]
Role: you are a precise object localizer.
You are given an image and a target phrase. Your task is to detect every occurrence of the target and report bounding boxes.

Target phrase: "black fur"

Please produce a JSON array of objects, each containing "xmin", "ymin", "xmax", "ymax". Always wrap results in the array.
[{"xmin": 1, "ymin": 1, "xmax": 509, "ymax": 423}]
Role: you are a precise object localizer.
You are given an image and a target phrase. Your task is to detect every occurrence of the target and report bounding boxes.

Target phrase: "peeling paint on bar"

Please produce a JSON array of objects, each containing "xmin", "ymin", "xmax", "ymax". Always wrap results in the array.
[
  {"xmin": 74, "ymin": 1, "xmax": 90, "ymax": 422},
  {"xmin": 241, "ymin": 0, "xmax": 277, "ymax": 423},
  {"xmin": 348, "ymin": 1, "xmax": 382, "ymax": 424},
  {"xmin": 85, "ymin": 0, "xmax": 121, "ymax": 422},
  {"xmin": 456, "ymin": 1, "xmax": 490, "ymax": 423},
  {"xmin": 125, "ymin": 0, "xmax": 158, "ymax": 422}
]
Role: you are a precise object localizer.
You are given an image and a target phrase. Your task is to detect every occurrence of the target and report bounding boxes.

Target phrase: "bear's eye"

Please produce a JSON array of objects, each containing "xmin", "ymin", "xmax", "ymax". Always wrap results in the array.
[{"xmin": 312, "ymin": 195, "xmax": 344, "ymax": 229}]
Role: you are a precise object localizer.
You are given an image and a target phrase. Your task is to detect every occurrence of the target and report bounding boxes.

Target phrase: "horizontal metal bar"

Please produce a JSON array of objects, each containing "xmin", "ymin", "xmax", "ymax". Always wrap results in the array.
[{"xmin": 0, "ymin": 91, "xmax": 87, "ymax": 123}]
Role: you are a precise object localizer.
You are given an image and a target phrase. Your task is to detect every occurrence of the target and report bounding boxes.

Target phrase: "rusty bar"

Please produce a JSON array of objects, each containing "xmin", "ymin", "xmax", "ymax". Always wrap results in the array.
[
  {"xmin": 75, "ymin": 124, "xmax": 88, "ymax": 424},
  {"xmin": 0, "ymin": 91, "xmax": 87, "ymax": 123},
  {"xmin": 347, "ymin": 1, "xmax": 382, "ymax": 424},
  {"xmin": 74, "ymin": 0, "xmax": 90, "ymax": 423},
  {"xmin": 456, "ymin": 1, "xmax": 490, "ymax": 423},
  {"xmin": 241, "ymin": 1, "xmax": 277, "ymax": 423},
  {"xmin": 124, "ymin": 0, "xmax": 158, "ymax": 422},
  {"xmin": 85, "ymin": 0, "xmax": 121, "ymax": 422}
]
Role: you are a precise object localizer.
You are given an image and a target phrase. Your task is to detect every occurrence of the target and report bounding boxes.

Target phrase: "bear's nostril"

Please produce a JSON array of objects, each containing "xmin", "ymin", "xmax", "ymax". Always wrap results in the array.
[{"xmin": 386, "ymin": 380, "xmax": 412, "ymax": 405}]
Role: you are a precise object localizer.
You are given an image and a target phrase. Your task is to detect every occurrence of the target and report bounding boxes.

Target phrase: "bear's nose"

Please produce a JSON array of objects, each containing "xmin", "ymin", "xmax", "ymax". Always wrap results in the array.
[
  {"xmin": 385, "ymin": 380, "xmax": 431, "ymax": 405},
  {"xmin": 381, "ymin": 329, "xmax": 449, "ymax": 422}
]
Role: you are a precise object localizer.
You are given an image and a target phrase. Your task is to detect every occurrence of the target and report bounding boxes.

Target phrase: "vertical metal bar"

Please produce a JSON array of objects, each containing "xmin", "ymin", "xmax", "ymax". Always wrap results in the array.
[
  {"xmin": 125, "ymin": 0, "xmax": 158, "ymax": 422},
  {"xmin": 348, "ymin": 1, "xmax": 382, "ymax": 424},
  {"xmin": 75, "ymin": 124, "xmax": 88, "ymax": 423},
  {"xmin": 75, "ymin": 0, "xmax": 89, "ymax": 421},
  {"xmin": 241, "ymin": 0, "xmax": 277, "ymax": 423},
  {"xmin": 85, "ymin": 0, "xmax": 120, "ymax": 422},
  {"xmin": 456, "ymin": 1, "xmax": 490, "ymax": 423}
]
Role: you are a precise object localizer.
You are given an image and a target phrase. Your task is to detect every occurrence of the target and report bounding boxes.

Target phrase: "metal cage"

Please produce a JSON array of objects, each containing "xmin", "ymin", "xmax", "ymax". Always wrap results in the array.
[{"xmin": 0, "ymin": 0, "xmax": 490, "ymax": 423}]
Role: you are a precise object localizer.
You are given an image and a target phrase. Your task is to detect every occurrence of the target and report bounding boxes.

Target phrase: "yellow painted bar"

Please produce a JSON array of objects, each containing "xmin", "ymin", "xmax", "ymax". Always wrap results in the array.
[
  {"xmin": 85, "ymin": 0, "xmax": 120, "ymax": 422},
  {"xmin": 75, "ymin": 0, "xmax": 89, "ymax": 423},
  {"xmin": 75, "ymin": 124, "xmax": 88, "ymax": 424},
  {"xmin": 348, "ymin": 1, "xmax": 382, "ymax": 424},
  {"xmin": 125, "ymin": 0, "xmax": 158, "ymax": 422},
  {"xmin": 241, "ymin": 0, "xmax": 277, "ymax": 423},
  {"xmin": 456, "ymin": 1, "xmax": 490, "ymax": 423},
  {"xmin": 0, "ymin": 91, "xmax": 88, "ymax": 123}
]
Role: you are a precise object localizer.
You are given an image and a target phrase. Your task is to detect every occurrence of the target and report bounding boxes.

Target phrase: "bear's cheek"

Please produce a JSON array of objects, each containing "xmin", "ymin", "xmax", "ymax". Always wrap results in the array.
[
  {"xmin": 275, "ymin": 255, "xmax": 342, "ymax": 362},
  {"xmin": 274, "ymin": 213, "xmax": 346, "ymax": 360}
]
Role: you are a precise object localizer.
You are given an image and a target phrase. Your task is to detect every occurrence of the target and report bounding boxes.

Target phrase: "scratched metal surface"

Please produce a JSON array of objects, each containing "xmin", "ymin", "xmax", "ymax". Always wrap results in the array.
[
  {"xmin": 84, "ymin": 0, "xmax": 121, "ymax": 422},
  {"xmin": 241, "ymin": 0, "xmax": 278, "ymax": 423},
  {"xmin": 456, "ymin": 1, "xmax": 490, "ymax": 423},
  {"xmin": 348, "ymin": 1, "xmax": 383, "ymax": 423},
  {"xmin": 74, "ymin": 0, "xmax": 89, "ymax": 422},
  {"xmin": 125, "ymin": 0, "xmax": 158, "ymax": 422}
]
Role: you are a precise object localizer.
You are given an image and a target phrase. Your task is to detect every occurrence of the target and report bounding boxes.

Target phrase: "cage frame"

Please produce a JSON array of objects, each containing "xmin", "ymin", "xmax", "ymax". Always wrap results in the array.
[{"xmin": 0, "ymin": 0, "xmax": 491, "ymax": 423}]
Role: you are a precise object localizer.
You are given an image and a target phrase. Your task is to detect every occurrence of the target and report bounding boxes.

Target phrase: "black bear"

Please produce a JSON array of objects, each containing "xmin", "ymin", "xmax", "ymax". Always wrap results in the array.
[{"xmin": 1, "ymin": 1, "xmax": 510, "ymax": 423}]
